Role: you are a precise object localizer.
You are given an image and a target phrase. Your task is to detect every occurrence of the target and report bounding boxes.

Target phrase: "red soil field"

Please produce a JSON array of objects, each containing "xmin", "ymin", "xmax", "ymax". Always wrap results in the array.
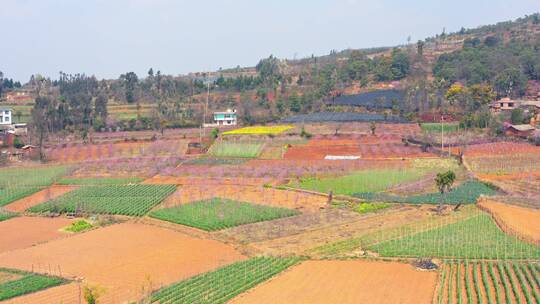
[
  {"xmin": 230, "ymin": 260, "xmax": 437, "ymax": 304},
  {"xmin": 478, "ymin": 198, "xmax": 540, "ymax": 245},
  {"xmin": 0, "ymin": 217, "xmax": 74, "ymax": 254},
  {"xmin": 4, "ymin": 185, "xmax": 76, "ymax": 213},
  {"xmin": 458, "ymin": 142, "xmax": 540, "ymax": 157},
  {"xmin": 285, "ymin": 140, "xmax": 435, "ymax": 160},
  {"xmin": 0, "ymin": 223, "xmax": 245, "ymax": 304}
]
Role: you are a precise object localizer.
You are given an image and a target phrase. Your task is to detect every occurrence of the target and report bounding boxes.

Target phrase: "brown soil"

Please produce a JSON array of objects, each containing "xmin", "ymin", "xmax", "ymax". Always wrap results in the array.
[
  {"xmin": 478, "ymin": 199, "xmax": 540, "ymax": 245},
  {"xmin": 4, "ymin": 186, "xmax": 76, "ymax": 213},
  {"xmin": 0, "ymin": 217, "xmax": 75, "ymax": 254},
  {"xmin": 151, "ymin": 184, "xmax": 329, "ymax": 213},
  {"xmin": 457, "ymin": 142, "xmax": 540, "ymax": 157},
  {"xmin": 0, "ymin": 222, "xmax": 245, "ymax": 304},
  {"xmin": 230, "ymin": 260, "xmax": 437, "ymax": 304}
]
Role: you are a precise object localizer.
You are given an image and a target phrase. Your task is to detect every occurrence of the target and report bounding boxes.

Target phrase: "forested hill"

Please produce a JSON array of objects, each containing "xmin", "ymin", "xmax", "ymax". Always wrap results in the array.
[{"xmin": 1, "ymin": 13, "xmax": 540, "ymax": 131}]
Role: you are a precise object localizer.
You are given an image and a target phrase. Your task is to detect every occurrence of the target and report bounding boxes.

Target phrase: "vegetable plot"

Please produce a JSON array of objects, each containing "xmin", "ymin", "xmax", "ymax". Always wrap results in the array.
[
  {"xmin": 436, "ymin": 261, "xmax": 540, "ymax": 304},
  {"xmin": 150, "ymin": 198, "xmax": 299, "ymax": 231},
  {"xmin": 0, "ymin": 166, "xmax": 69, "ymax": 207},
  {"xmin": 28, "ymin": 184, "xmax": 176, "ymax": 216},
  {"xmin": 355, "ymin": 180, "xmax": 497, "ymax": 204},
  {"xmin": 210, "ymin": 142, "xmax": 264, "ymax": 158},
  {"xmin": 150, "ymin": 256, "xmax": 301, "ymax": 304},
  {"xmin": 0, "ymin": 268, "xmax": 65, "ymax": 301}
]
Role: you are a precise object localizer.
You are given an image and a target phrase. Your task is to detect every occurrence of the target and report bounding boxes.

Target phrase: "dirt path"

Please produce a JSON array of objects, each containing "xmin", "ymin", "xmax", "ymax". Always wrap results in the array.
[
  {"xmin": 4, "ymin": 185, "xmax": 76, "ymax": 213},
  {"xmin": 0, "ymin": 222, "xmax": 245, "ymax": 304},
  {"xmin": 248, "ymin": 205, "xmax": 435, "ymax": 256},
  {"xmin": 478, "ymin": 198, "xmax": 540, "ymax": 245},
  {"xmin": 229, "ymin": 260, "xmax": 437, "ymax": 304},
  {"xmin": 0, "ymin": 216, "xmax": 75, "ymax": 254}
]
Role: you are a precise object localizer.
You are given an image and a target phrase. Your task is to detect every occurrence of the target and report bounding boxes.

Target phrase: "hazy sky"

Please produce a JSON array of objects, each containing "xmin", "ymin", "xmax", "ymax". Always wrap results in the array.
[{"xmin": 2, "ymin": 0, "xmax": 540, "ymax": 82}]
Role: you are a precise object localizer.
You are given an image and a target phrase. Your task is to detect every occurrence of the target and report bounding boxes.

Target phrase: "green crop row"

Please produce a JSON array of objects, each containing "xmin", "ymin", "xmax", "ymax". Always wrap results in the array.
[
  {"xmin": 292, "ymin": 169, "xmax": 427, "ymax": 196},
  {"xmin": 0, "ymin": 268, "xmax": 65, "ymax": 301},
  {"xmin": 150, "ymin": 198, "xmax": 299, "ymax": 231},
  {"xmin": 355, "ymin": 180, "xmax": 496, "ymax": 205},
  {"xmin": 210, "ymin": 142, "xmax": 264, "ymax": 158},
  {"xmin": 367, "ymin": 213, "xmax": 540, "ymax": 259},
  {"xmin": 28, "ymin": 184, "xmax": 176, "ymax": 216},
  {"xmin": 437, "ymin": 262, "xmax": 539, "ymax": 304},
  {"xmin": 150, "ymin": 256, "xmax": 301, "ymax": 304},
  {"xmin": 0, "ymin": 209, "xmax": 17, "ymax": 222},
  {"xmin": 0, "ymin": 187, "xmax": 41, "ymax": 207},
  {"xmin": 56, "ymin": 177, "xmax": 144, "ymax": 185},
  {"xmin": 0, "ymin": 166, "xmax": 69, "ymax": 188}
]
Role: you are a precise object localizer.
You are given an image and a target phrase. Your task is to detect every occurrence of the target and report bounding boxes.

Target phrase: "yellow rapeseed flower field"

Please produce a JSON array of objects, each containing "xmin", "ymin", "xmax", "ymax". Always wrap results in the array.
[{"xmin": 223, "ymin": 125, "xmax": 294, "ymax": 135}]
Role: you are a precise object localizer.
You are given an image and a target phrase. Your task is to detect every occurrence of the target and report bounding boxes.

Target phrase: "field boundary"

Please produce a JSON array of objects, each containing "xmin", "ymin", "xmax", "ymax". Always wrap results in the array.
[{"xmin": 477, "ymin": 200, "xmax": 540, "ymax": 246}]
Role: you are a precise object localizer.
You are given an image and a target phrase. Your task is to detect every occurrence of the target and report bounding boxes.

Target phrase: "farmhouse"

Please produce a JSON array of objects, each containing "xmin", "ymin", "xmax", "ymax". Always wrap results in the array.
[
  {"xmin": 505, "ymin": 124, "xmax": 536, "ymax": 138},
  {"xmin": 490, "ymin": 97, "xmax": 519, "ymax": 111},
  {"xmin": 212, "ymin": 109, "xmax": 238, "ymax": 126},
  {"xmin": 0, "ymin": 107, "xmax": 12, "ymax": 125}
]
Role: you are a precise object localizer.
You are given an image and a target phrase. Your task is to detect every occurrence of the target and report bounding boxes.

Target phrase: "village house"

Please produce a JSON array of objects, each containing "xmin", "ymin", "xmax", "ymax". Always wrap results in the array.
[
  {"xmin": 490, "ymin": 97, "xmax": 519, "ymax": 112},
  {"xmin": 505, "ymin": 124, "xmax": 536, "ymax": 138},
  {"xmin": 0, "ymin": 107, "xmax": 13, "ymax": 125},
  {"xmin": 205, "ymin": 109, "xmax": 238, "ymax": 127}
]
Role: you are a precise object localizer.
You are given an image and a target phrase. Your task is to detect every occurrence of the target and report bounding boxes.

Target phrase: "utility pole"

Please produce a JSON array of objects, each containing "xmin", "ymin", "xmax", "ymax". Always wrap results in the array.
[
  {"xmin": 441, "ymin": 114, "xmax": 444, "ymax": 153},
  {"xmin": 203, "ymin": 81, "xmax": 210, "ymax": 137}
]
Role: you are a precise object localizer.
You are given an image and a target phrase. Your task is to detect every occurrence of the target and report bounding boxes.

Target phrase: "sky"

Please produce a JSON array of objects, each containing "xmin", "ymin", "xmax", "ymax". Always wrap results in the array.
[{"xmin": 1, "ymin": 0, "xmax": 540, "ymax": 82}]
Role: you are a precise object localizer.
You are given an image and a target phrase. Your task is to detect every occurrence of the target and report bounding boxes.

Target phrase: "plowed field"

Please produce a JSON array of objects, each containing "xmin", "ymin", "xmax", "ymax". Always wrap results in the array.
[{"xmin": 230, "ymin": 260, "xmax": 437, "ymax": 304}]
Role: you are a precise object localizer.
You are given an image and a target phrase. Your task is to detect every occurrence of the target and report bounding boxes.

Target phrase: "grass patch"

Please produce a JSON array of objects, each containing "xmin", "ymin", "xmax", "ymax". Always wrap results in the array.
[
  {"xmin": 354, "ymin": 180, "xmax": 496, "ymax": 204},
  {"xmin": 149, "ymin": 198, "xmax": 300, "ymax": 231},
  {"xmin": 150, "ymin": 257, "xmax": 301, "ymax": 304},
  {"xmin": 355, "ymin": 202, "xmax": 392, "ymax": 214},
  {"xmin": 223, "ymin": 125, "xmax": 294, "ymax": 135},
  {"xmin": 63, "ymin": 220, "xmax": 93, "ymax": 233},
  {"xmin": 56, "ymin": 177, "xmax": 144, "ymax": 185},
  {"xmin": 368, "ymin": 212, "xmax": 540, "ymax": 259},
  {"xmin": 421, "ymin": 123, "xmax": 460, "ymax": 133},
  {"xmin": 0, "ymin": 268, "xmax": 65, "ymax": 301},
  {"xmin": 28, "ymin": 184, "xmax": 176, "ymax": 217},
  {"xmin": 291, "ymin": 169, "xmax": 426, "ymax": 196},
  {"xmin": 210, "ymin": 142, "xmax": 264, "ymax": 158}
]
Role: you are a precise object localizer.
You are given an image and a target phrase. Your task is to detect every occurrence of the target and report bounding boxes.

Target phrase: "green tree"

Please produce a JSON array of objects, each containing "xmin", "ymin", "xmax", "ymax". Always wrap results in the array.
[
  {"xmin": 120, "ymin": 72, "xmax": 139, "ymax": 103},
  {"xmin": 495, "ymin": 68, "xmax": 527, "ymax": 97},
  {"xmin": 31, "ymin": 96, "xmax": 51, "ymax": 161},
  {"xmin": 435, "ymin": 170, "xmax": 456, "ymax": 213},
  {"xmin": 510, "ymin": 108, "xmax": 524, "ymax": 124}
]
